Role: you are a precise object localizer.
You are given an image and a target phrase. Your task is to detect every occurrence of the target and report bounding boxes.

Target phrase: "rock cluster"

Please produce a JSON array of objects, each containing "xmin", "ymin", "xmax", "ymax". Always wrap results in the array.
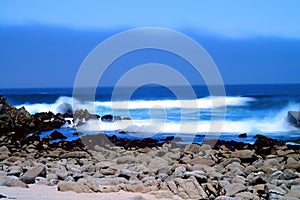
[{"xmin": 1, "ymin": 135, "xmax": 300, "ymax": 199}]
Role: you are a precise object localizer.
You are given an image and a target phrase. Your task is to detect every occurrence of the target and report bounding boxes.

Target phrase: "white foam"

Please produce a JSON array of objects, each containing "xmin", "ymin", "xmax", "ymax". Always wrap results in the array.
[{"xmin": 94, "ymin": 96, "xmax": 255, "ymax": 110}]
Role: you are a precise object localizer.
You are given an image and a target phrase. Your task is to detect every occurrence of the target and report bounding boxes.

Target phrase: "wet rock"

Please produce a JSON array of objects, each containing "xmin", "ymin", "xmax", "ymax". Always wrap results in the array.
[
  {"xmin": 20, "ymin": 164, "xmax": 47, "ymax": 184},
  {"xmin": 101, "ymin": 114, "xmax": 113, "ymax": 122},
  {"xmin": 287, "ymin": 111, "xmax": 300, "ymax": 128},
  {"xmin": 50, "ymin": 130, "xmax": 67, "ymax": 140},
  {"xmin": 113, "ymin": 116, "xmax": 122, "ymax": 121},
  {"xmin": 0, "ymin": 176, "xmax": 28, "ymax": 188},
  {"xmin": 238, "ymin": 133, "xmax": 247, "ymax": 138},
  {"xmin": 74, "ymin": 109, "xmax": 99, "ymax": 122},
  {"xmin": 57, "ymin": 181, "xmax": 91, "ymax": 193},
  {"xmin": 253, "ymin": 135, "xmax": 282, "ymax": 156},
  {"xmin": 56, "ymin": 103, "xmax": 72, "ymax": 115}
]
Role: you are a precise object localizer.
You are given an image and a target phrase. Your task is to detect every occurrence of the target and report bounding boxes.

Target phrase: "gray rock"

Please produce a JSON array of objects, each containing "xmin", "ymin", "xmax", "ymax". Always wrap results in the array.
[
  {"xmin": 215, "ymin": 196, "xmax": 236, "ymax": 200},
  {"xmin": 61, "ymin": 151, "xmax": 90, "ymax": 159},
  {"xmin": 116, "ymin": 155, "xmax": 138, "ymax": 164},
  {"xmin": 230, "ymin": 150, "xmax": 256, "ymax": 162},
  {"xmin": 184, "ymin": 171, "xmax": 208, "ymax": 183},
  {"xmin": 232, "ymin": 175, "xmax": 246, "ymax": 185},
  {"xmin": 235, "ymin": 192, "xmax": 260, "ymax": 200},
  {"xmin": 85, "ymin": 180, "xmax": 100, "ymax": 192},
  {"xmin": 287, "ymin": 185, "xmax": 300, "ymax": 198},
  {"xmin": 265, "ymin": 184, "xmax": 287, "ymax": 197},
  {"xmin": 263, "ymin": 158, "xmax": 281, "ymax": 169},
  {"xmin": 157, "ymin": 173, "xmax": 168, "ymax": 181},
  {"xmin": 150, "ymin": 190, "xmax": 174, "ymax": 199},
  {"xmin": 96, "ymin": 177, "xmax": 128, "ymax": 185},
  {"xmin": 283, "ymin": 169, "xmax": 298, "ymax": 180},
  {"xmin": 225, "ymin": 183, "xmax": 247, "ymax": 196},
  {"xmin": 0, "ymin": 146, "xmax": 10, "ymax": 155},
  {"xmin": 174, "ymin": 166, "xmax": 186, "ymax": 177},
  {"xmin": 20, "ymin": 164, "xmax": 46, "ymax": 184},
  {"xmin": 184, "ymin": 143, "xmax": 201, "ymax": 154},
  {"xmin": 173, "ymin": 176, "xmax": 208, "ymax": 199},
  {"xmin": 148, "ymin": 157, "xmax": 168, "ymax": 170},
  {"xmin": 57, "ymin": 181, "xmax": 91, "ymax": 193},
  {"xmin": 287, "ymin": 111, "xmax": 300, "ymax": 128},
  {"xmin": 0, "ymin": 175, "xmax": 28, "ymax": 188},
  {"xmin": 271, "ymin": 170, "xmax": 283, "ymax": 179},
  {"xmin": 285, "ymin": 161, "xmax": 300, "ymax": 172},
  {"xmin": 129, "ymin": 195, "xmax": 147, "ymax": 200},
  {"xmin": 99, "ymin": 168, "xmax": 116, "ymax": 175}
]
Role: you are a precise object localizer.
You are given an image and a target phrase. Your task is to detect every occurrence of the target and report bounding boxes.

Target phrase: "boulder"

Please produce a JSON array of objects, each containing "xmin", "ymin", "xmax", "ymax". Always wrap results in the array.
[
  {"xmin": 0, "ymin": 176, "xmax": 28, "ymax": 188},
  {"xmin": 57, "ymin": 182, "xmax": 91, "ymax": 193},
  {"xmin": 148, "ymin": 157, "xmax": 168, "ymax": 170},
  {"xmin": 20, "ymin": 164, "xmax": 47, "ymax": 184},
  {"xmin": 287, "ymin": 111, "xmax": 300, "ymax": 128},
  {"xmin": 101, "ymin": 114, "xmax": 113, "ymax": 122},
  {"xmin": 50, "ymin": 130, "xmax": 67, "ymax": 140},
  {"xmin": 224, "ymin": 183, "xmax": 247, "ymax": 196},
  {"xmin": 230, "ymin": 150, "xmax": 256, "ymax": 163},
  {"xmin": 74, "ymin": 109, "xmax": 99, "ymax": 122},
  {"xmin": 56, "ymin": 103, "xmax": 72, "ymax": 115},
  {"xmin": 0, "ymin": 95, "xmax": 38, "ymax": 138}
]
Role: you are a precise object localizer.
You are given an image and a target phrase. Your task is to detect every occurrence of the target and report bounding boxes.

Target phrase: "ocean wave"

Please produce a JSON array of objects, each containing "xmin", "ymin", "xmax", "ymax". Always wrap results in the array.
[
  {"xmin": 94, "ymin": 96, "xmax": 255, "ymax": 110},
  {"xmin": 16, "ymin": 96, "xmax": 255, "ymax": 114},
  {"xmin": 74, "ymin": 103, "xmax": 300, "ymax": 134}
]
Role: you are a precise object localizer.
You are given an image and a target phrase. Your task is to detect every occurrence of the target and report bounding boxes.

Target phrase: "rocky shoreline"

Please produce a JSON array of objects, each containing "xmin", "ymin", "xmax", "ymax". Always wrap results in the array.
[{"xmin": 1, "ymin": 95, "xmax": 300, "ymax": 199}]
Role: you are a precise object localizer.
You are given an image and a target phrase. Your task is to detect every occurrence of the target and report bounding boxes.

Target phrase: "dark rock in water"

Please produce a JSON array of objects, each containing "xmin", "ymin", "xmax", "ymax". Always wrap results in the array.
[
  {"xmin": 213, "ymin": 140, "xmax": 250, "ymax": 151},
  {"xmin": 287, "ymin": 111, "xmax": 300, "ymax": 128},
  {"xmin": 81, "ymin": 133, "xmax": 113, "ymax": 149},
  {"xmin": 238, "ymin": 133, "xmax": 247, "ymax": 138},
  {"xmin": 114, "ymin": 116, "xmax": 122, "ymax": 120},
  {"xmin": 33, "ymin": 111, "xmax": 55, "ymax": 122},
  {"xmin": 122, "ymin": 117, "xmax": 131, "ymax": 120},
  {"xmin": 101, "ymin": 114, "xmax": 113, "ymax": 122},
  {"xmin": 74, "ymin": 109, "xmax": 99, "ymax": 121},
  {"xmin": 50, "ymin": 130, "xmax": 67, "ymax": 140},
  {"xmin": 56, "ymin": 103, "xmax": 73, "ymax": 115},
  {"xmin": 73, "ymin": 131, "xmax": 83, "ymax": 136},
  {"xmin": 253, "ymin": 134, "xmax": 283, "ymax": 156},
  {"xmin": 33, "ymin": 112, "xmax": 66, "ymax": 131},
  {"xmin": 119, "ymin": 131, "xmax": 127, "ymax": 134}
]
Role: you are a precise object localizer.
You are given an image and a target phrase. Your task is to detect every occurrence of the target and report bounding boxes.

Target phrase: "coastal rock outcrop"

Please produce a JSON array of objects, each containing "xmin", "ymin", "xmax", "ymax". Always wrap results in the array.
[
  {"xmin": 0, "ymin": 95, "xmax": 36, "ymax": 135},
  {"xmin": 287, "ymin": 111, "xmax": 300, "ymax": 128}
]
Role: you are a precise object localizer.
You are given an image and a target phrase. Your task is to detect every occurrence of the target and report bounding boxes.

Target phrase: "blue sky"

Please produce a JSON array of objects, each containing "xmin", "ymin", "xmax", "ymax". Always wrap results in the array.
[
  {"xmin": 1, "ymin": 0, "xmax": 300, "ymax": 38},
  {"xmin": 0, "ymin": 0, "xmax": 300, "ymax": 87}
]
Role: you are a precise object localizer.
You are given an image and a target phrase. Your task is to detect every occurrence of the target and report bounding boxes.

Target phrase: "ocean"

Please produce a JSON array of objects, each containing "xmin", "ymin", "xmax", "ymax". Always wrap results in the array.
[{"xmin": 1, "ymin": 84, "xmax": 300, "ymax": 144}]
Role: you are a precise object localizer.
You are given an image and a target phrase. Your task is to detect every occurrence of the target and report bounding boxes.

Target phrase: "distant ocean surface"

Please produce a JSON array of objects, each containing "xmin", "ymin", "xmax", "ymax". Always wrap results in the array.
[{"xmin": 1, "ymin": 84, "xmax": 300, "ymax": 144}]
